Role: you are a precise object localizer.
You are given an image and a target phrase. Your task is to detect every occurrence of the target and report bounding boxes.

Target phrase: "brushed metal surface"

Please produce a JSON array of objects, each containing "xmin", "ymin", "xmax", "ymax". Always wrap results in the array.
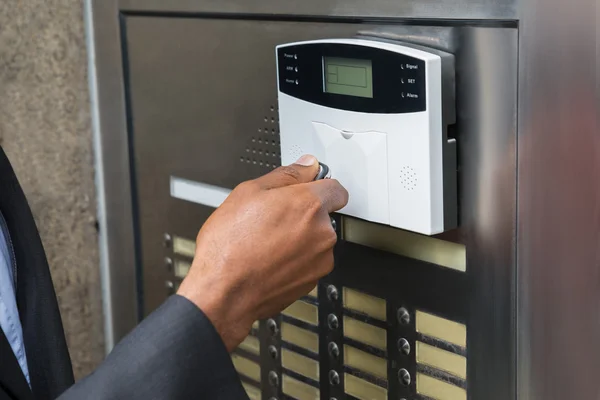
[
  {"xmin": 118, "ymin": 0, "xmax": 516, "ymax": 21},
  {"xmin": 101, "ymin": 15, "xmax": 519, "ymax": 398},
  {"xmin": 515, "ymin": 0, "xmax": 600, "ymax": 398},
  {"xmin": 88, "ymin": 0, "xmax": 139, "ymax": 351}
]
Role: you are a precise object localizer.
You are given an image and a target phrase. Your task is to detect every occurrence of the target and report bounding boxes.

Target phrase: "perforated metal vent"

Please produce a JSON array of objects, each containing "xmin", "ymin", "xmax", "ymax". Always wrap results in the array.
[
  {"xmin": 240, "ymin": 104, "xmax": 281, "ymax": 170},
  {"xmin": 400, "ymin": 165, "xmax": 418, "ymax": 191}
]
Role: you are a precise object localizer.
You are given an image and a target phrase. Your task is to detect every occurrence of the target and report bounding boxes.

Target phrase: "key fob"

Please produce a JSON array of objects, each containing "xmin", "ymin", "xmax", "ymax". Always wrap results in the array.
[
  {"xmin": 313, "ymin": 162, "xmax": 337, "ymax": 231},
  {"xmin": 314, "ymin": 162, "xmax": 331, "ymax": 181}
]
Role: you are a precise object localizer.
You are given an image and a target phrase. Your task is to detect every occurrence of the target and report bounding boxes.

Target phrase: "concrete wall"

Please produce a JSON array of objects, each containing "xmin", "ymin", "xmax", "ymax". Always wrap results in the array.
[{"xmin": 0, "ymin": 1, "xmax": 104, "ymax": 379}]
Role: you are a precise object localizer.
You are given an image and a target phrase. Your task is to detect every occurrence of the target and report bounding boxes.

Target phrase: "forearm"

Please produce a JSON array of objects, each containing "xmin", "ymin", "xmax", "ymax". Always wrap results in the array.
[{"xmin": 58, "ymin": 295, "xmax": 247, "ymax": 400}]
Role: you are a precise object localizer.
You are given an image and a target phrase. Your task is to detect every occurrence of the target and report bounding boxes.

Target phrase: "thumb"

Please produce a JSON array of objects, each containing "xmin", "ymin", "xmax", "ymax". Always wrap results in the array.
[{"xmin": 253, "ymin": 154, "xmax": 320, "ymax": 189}]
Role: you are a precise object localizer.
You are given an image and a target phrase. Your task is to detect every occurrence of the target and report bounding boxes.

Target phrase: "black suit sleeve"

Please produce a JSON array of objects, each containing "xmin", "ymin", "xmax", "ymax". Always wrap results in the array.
[{"xmin": 58, "ymin": 295, "xmax": 249, "ymax": 400}]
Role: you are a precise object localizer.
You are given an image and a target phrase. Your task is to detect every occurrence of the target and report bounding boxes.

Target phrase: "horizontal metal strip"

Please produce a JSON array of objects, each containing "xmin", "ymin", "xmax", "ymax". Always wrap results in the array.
[
  {"xmin": 170, "ymin": 176, "xmax": 231, "ymax": 208},
  {"xmin": 344, "ymin": 345, "xmax": 388, "ymax": 380},
  {"xmin": 282, "ymin": 373, "xmax": 320, "ymax": 400},
  {"xmin": 241, "ymin": 381, "xmax": 261, "ymax": 400},
  {"xmin": 120, "ymin": 4, "xmax": 519, "ymax": 24},
  {"xmin": 172, "ymin": 235, "xmax": 196, "ymax": 258},
  {"xmin": 281, "ymin": 322, "xmax": 319, "ymax": 354},
  {"xmin": 417, "ymin": 373, "xmax": 467, "ymax": 400},
  {"xmin": 416, "ymin": 310, "xmax": 467, "ymax": 348},
  {"xmin": 416, "ymin": 364, "xmax": 467, "ymax": 390},
  {"xmin": 232, "ymin": 354, "xmax": 261, "ymax": 383},
  {"xmin": 415, "ymin": 394, "xmax": 437, "ymax": 400},
  {"xmin": 234, "ymin": 347, "xmax": 261, "ymax": 364},
  {"xmin": 239, "ymin": 375, "xmax": 262, "ymax": 390},
  {"xmin": 416, "ymin": 341, "xmax": 466, "ymax": 379},
  {"xmin": 343, "ymin": 316, "xmax": 387, "ymax": 351},
  {"xmin": 416, "ymin": 332, "xmax": 467, "ymax": 356},
  {"xmin": 342, "ymin": 308, "xmax": 388, "ymax": 330},
  {"xmin": 282, "ymin": 348, "xmax": 320, "ymax": 381},
  {"xmin": 343, "ymin": 287, "xmax": 387, "ymax": 322},
  {"xmin": 173, "ymin": 258, "xmax": 192, "ymax": 278},
  {"xmin": 281, "ymin": 300, "xmax": 319, "ymax": 326},
  {"xmin": 238, "ymin": 335, "xmax": 260, "ymax": 356},
  {"xmin": 344, "ymin": 365, "xmax": 389, "ymax": 389},
  {"xmin": 281, "ymin": 341, "xmax": 319, "ymax": 360},
  {"xmin": 343, "ymin": 336, "xmax": 387, "ymax": 359},
  {"xmin": 281, "ymin": 367, "xmax": 320, "ymax": 389},
  {"xmin": 343, "ymin": 216, "xmax": 467, "ymax": 272},
  {"xmin": 344, "ymin": 372, "xmax": 388, "ymax": 400},
  {"xmin": 281, "ymin": 314, "xmax": 320, "ymax": 333},
  {"xmin": 299, "ymin": 295, "xmax": 319, "ymax": 307}
]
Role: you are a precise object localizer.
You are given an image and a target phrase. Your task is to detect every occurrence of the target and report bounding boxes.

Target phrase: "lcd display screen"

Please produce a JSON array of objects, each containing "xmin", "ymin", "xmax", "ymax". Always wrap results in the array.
[{"xmin": 323, "ymin": 57, "xmax": 373, "ymax": 98}]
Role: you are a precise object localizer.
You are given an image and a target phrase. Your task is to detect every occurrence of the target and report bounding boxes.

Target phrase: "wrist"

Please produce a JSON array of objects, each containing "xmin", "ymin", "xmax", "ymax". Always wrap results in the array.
[{"xmin": 177, "ymin": 271, "xmax": 253, "ymax": 352}]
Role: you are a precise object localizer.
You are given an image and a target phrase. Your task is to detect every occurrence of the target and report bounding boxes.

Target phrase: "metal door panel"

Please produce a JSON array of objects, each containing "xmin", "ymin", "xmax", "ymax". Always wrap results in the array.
[{"xmin": 123, "ymin": 16, "xmax": 518, "ymax": 399}]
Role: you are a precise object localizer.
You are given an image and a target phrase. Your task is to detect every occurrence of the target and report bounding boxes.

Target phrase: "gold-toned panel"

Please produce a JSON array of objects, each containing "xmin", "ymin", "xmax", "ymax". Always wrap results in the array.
[
  {"xmin": 282, "ymin": 301, "xmax": 318, "ymax": 326},
  {"xmin": 281, "ymin": 322, "xmax": 319, "ymax": 353},
  {"xmin": 281, "ymin": 349, "xmax": 319, "ymax": 381},
  {"xmin": 416, "ymin": 342, "xmax": 467, "ymax": 379},
  {"xmin": 343, "ymin": 287, "xmax": 387, "ymax": 321},
  {"xmin": 416, "ymin": 311, "xmax": 467, "ymax": 348},
  {"xmin": 417, "ymin": 373, "xmax": 467, "ymax": 400},
  {"xmin": 343, "ymin": 316, "xmax": 387, "ymax": 350},
  {"xmin": 344, "ymin": 345, "xmax": 387, "ymax": 379},
  {"xmin": 252, "ymin": 320, "xmax": 259, "ymax": 330},
  {"xmin": 173, "ymin": 235, "xmax": 196, "ymax": 258},
  {"xmin": 231, "ymin": 354, "xmax": 260, "ymax": 382},
  {"xmin": 282, "ymin": 374, "xmax": 320, "ymax": 400},
  {"xmin": 343, "ymin": 217, "xmax": 466, "ymax": 272},
  {"xmin": 238, "ymin": 335, "xmax": 260, "ymax": 356},
  {"xmin": 174, "ymin": 259, "xmax": 192, "ymax": 278},
  {"xmin": 307, "ymin": 286, "xmax": 318, "ymax": 298},
  {"xmin": 344, "ymin": 373, "xmax": 387, "ymax": 400},
  {"xmin": 242, "ymin": 382, "xmax": 261, "ymax": 400}
]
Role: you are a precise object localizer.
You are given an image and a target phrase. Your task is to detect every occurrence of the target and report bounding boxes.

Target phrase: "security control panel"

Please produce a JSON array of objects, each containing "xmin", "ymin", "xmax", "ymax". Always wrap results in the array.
[{"xmin": 277, "ymin": 38, "xmax": 457, "ymax": 235}]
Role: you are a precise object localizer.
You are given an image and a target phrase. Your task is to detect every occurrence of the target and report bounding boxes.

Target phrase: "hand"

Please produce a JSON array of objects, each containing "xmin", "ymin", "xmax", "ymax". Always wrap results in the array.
[{"xmin": 177, "ymin": 155, "xmax": 348, "ymax": 351}]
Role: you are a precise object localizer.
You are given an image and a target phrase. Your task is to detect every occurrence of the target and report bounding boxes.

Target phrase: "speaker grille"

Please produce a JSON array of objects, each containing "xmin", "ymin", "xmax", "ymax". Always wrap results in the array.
[
  {"xmin": 400, "ymin": 165, "xmax": 418, "ymax": 191},
  {"xmin": 239, "ymin": 104, "xmax": 281, "ymax": 170}
]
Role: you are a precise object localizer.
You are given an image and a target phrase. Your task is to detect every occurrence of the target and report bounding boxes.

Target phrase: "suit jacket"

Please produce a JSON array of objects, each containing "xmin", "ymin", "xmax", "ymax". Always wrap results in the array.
[{"xmin": 0, "ymin": 147, "xmax": 247, "ymax": 400}]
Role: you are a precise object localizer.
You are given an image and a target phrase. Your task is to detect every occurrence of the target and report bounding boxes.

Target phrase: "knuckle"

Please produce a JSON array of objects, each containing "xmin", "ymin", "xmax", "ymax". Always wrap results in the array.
[
  {"xmin": 275, "ymin": 165, "xmax": 301, "ymax": 182},
  {"xmin": 235, "ymin": 180, "xmax": 258, "ymax": 193}
]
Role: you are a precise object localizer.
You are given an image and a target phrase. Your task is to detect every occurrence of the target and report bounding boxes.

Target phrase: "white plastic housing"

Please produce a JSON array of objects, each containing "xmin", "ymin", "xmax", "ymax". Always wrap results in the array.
[{"xmin": 277, "ymin": 38, "xmax": 449, "ymax": 235}]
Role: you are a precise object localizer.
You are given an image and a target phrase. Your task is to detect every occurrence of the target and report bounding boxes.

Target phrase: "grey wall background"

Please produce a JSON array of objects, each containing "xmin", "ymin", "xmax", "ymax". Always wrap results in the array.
[{"xmin": 0, "ymin": 0, "xmax": 104, "ymax": 379}]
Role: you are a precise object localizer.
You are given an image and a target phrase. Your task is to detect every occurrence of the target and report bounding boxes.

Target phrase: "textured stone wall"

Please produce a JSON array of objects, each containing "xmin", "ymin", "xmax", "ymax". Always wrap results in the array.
[{"xmin": 0, "ymin": 1, "xmax": 104, "ymax": 379}]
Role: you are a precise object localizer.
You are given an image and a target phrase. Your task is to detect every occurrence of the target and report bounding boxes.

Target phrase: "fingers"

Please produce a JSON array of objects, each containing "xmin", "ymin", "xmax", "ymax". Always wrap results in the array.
[
  {"xmin": 254, "ymin": 154, "xmax": 320, "ymax": 190},
  {"xmin": 309, "ymin": 179, "xmax": 349, "ymax": 214}
]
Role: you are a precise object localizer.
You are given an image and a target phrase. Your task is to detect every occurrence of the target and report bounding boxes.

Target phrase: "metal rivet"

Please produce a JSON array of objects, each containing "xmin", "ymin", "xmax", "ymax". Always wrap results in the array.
[
  {"xmin": 268, "ymin": 345, "xmax": 278, "ymax": 359},
  {"xmin": 328, "ymin": 342, "xmax": 340, "ymax": 359},
  {"xmin": 268, "ymin": 371, "xmax": 279, "ymax": 387},
  {"xmin": 329, "ymin": 370, "xmax": 340, "ymax": 386},
  {"xmin": 397, "ymin": 307, "xmax": 411, "ymax": 325},
  {"xmin": 398, "ymin": 338, "xmax": 411, "ymax": 355},
  {"xmin": 327, "ymin": 314, "xmax": 339, "ymax": 330},
  {"xmin": 165, "ymin": 281, "xmax": 174, "ymax": 289},
  {"xmin": 163, "ymin": 233, "xmax": 172, "ymax": 247},
  {"xmin": 398, "ymin": 368, "xmax": 411, "ymax": 386},
  {"xmin": 326, "ymin": 285, "xmax": 339, "ymax": 301},
  {"xmin": 331, "ymin": 218, "xmax": 337, "ymax": 231},
  {"xmin": 164, "ymin": 257, "xmax": 173, "ymax": 270},
  {"xmin": 267, "ymin": 319, "xmax": 278, "ymax": 336}
]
